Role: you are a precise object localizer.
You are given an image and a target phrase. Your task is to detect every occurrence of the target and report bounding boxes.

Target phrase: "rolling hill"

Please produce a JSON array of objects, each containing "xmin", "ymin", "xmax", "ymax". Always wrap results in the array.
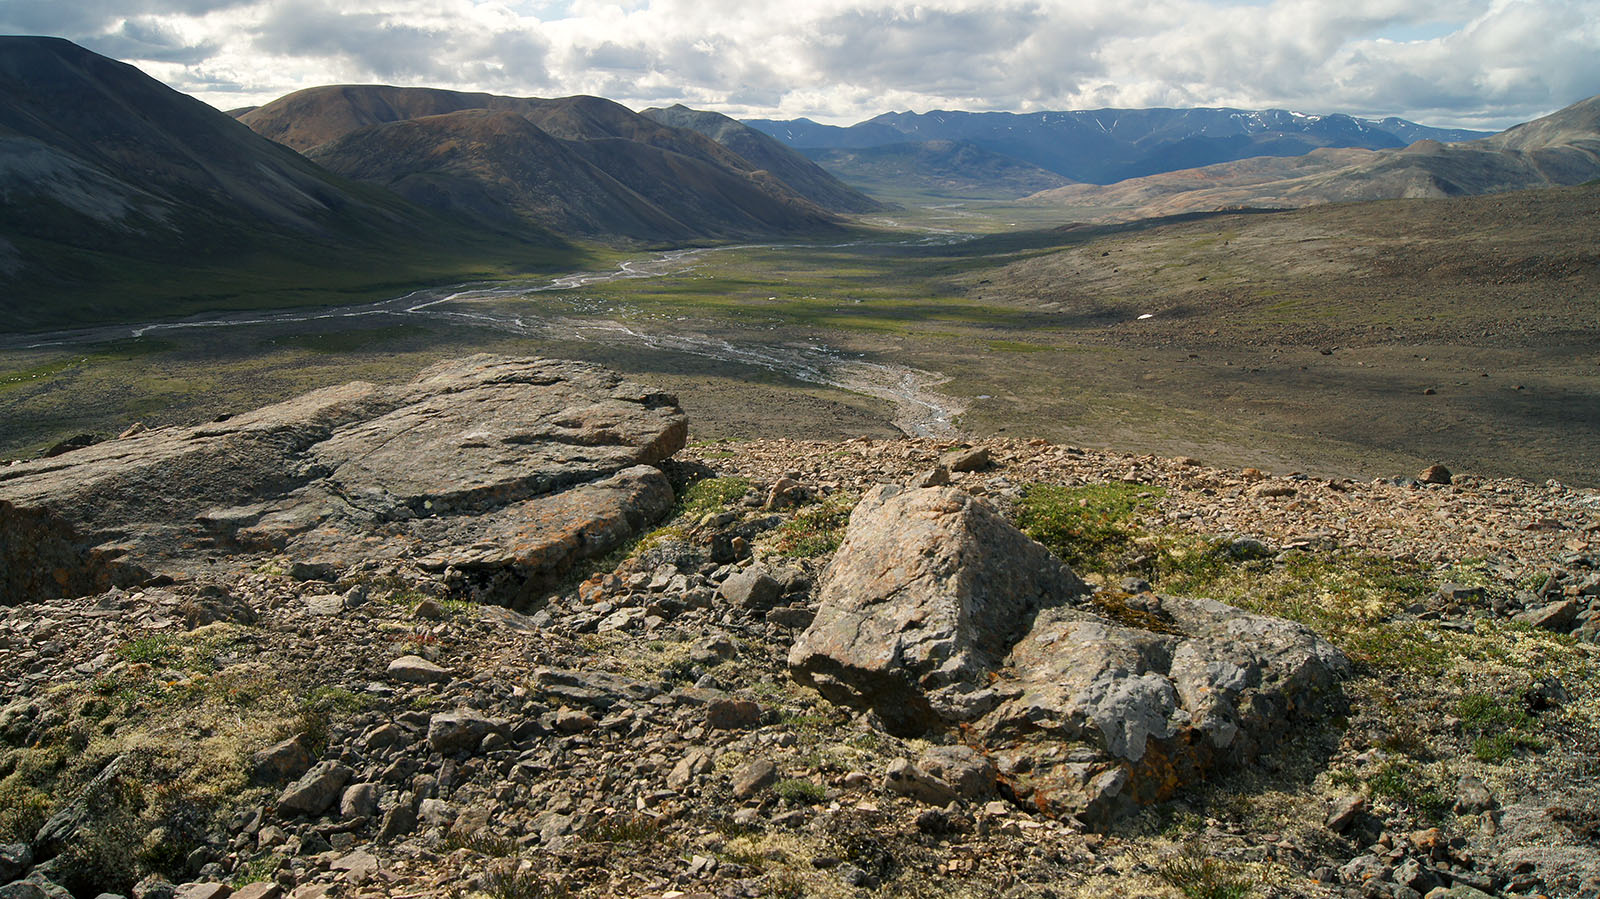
[
  {"xmin": 747, "ymin": 107, "xmax": 1491, "ymax": 185},
  {"xmin": 1024, "ymin": 94, "xmax": 1600, "ymax": 221},
  {"xmin": 0, "ymin": 37, "xmax": 565, "ymax": 332},
  {"xmin": 241, "ymin": 86, "xmax": 842, "ymax": 240}
]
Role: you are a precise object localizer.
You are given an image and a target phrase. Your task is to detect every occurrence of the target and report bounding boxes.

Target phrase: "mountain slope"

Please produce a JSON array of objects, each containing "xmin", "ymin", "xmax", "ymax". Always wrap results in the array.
[
  {"xmin": 800, "ymin": 140, "xmax": 1073, "ymax": 200},
  {"xmin": 0, "ymin": 37, "xmax": 563, "ymax": 332},
  {"xmin": 748, "ymin": 107, "xmax": 1492, "ymax": 185},
  {"xmin": 242, "ymin": 85, "xmax": 840, "ymax": 240},
  {"xmin": 1024, "ymin": 95, "xmax": 1600, "ymax": 221},
  {"xmin": 305, "ymin": 109, "xmax": 696, "ymax": 240},
  {"xmin": 641, "ymin": 105, "xmax": 884, "ymax": 213}
]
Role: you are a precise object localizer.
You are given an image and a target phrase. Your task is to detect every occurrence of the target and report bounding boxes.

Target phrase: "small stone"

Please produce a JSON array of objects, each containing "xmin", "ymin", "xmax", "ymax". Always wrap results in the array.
[
  {"xmin": 172, "ymin": 885, "xmax": 230, "ymax": 899},
  {"xmin": 377, "ymin": 803, "xmax": 417, "ymax": 842},
  {"xmin": 250, "ymin": 736, "xmax": 312, "ymax": 785},
  {"xmin": 229, "ymin": 885, "xmax": 282, "ymax": 899},
  {"xmin": 552, "ymin": 707, "xmax": 597, "ymax": 734},
  {"xmin": 277, "ymin": 761, "xmax": 354, "ymax": 817},
  {"xmin": 1516, "ymin": 599, "xmax": 1579, "ymax": 632},
  {"xmin": 732, "ymin": 759, "xmax": 777, "ymax": 800},
  {"xmin": 941, "ymin": 446, "xmax": 990, "ymax": 472},
  {"xmin": 718, "ymin": 567, "xmax": 782, "ymax": 611},
  {"xmin": 1418, "ymin": 464, "xmax": 1451, "ymax": 484},
  {"xmin": 1326, "ymin": 795, "xmax": 1365, "ymax": 833},
  {"xmin": 0, "ymin": 842, "xmax": 33, "ymax": 883},
  {"xmin": 426, "ymin": 711, "xmax": 501, "ymax": 754},
  {"xmin": 705, "ymin": 698, "xmax": 762, "ymax": 729},
  {"xmin": 883, "ymin": 759, "xmax": 958, "ymax": 806},
  {"xmin": 1454, "ymin": 776, "xmax": 1496, "ymax": 815},
  {"xmin": 910, "ymin": 466, "xmax": 951, "ymax": 488},
  {"xmin": 385, "ymin": 655, "xmax": 450, "ymax": 684},
  {"xmin": 340, "ymin": 783, "xmax": 379, "ymax": 819}
]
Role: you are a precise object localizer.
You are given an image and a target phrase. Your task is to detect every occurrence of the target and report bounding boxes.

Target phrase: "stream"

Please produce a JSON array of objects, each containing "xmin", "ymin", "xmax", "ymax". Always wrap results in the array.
[{"xmin": 3, "ymin": 239, "xmax": 969, "ymax": 438}]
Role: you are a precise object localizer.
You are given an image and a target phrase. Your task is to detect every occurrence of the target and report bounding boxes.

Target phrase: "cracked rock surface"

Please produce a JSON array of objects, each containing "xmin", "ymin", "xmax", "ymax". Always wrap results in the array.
[
  {"xmin": 0, "ymin": 355, "xmax": 687, "ymax": 606},
  {"xmin": 790, "ymin": 484, "xmax": 1350, "ymax": 826}
]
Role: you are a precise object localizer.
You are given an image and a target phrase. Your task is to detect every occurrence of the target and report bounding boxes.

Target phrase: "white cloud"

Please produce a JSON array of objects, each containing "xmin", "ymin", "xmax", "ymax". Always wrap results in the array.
[{"xmin": 3, "ymin": 0, "xmax": 1594, "ymax": 127}]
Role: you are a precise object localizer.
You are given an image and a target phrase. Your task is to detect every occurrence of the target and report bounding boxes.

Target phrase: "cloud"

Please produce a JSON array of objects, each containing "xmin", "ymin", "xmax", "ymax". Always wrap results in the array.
[{"xmin": 6, "ymin": 0, "xmax": 1595, "ymax": 128}]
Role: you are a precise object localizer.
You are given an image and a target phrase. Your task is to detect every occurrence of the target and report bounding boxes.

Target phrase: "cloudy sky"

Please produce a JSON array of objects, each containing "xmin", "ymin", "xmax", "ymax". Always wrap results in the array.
[{"xmin": 4, "ymin": 0, "xmax": 1597, "ymax": 129}]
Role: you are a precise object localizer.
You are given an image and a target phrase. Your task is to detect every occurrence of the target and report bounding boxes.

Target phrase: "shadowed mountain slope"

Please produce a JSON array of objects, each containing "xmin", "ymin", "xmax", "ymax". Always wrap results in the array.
[
  {"xmin": 242, "ymin": 86, "xmax": 841, "ymax": 241},
  {"xmin": 1024, "ymin": 95, "xmax": 1600, "ymax": 221},
  {"xmin": 0, "ymin": 37, "xmax": 563, "ymax": 332},
  {"xmin": 641, "ymin": 104, "xmax": 884, "ymax": 213}
]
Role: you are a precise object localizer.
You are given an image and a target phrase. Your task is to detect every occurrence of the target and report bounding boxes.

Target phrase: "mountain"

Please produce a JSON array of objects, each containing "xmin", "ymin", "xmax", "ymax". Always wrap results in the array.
[
  {"xmin": 1023, "ymin": 94, "xmax": 1600, "ymax": 221},
  {"xmin": 640, "ymin": 104, "xmax": 884, "ymax": 213},
  {"xmin": 241, "ymin": 86, "xmax": 841, "ymax": 240},
  {"xmin": 747, "ymin": 107, "xmax": 1492, "ymax": 185},
  {"xmin": 302, "ymin": 109, "xmax": 695, "ymax": 241},
  {"xmin": 801, "ymin": 140, "xmax": 1073, "ymax": 200},
  {"xmin": 0, "ymin": 37, "xmax": 561, "ymax": 332}
]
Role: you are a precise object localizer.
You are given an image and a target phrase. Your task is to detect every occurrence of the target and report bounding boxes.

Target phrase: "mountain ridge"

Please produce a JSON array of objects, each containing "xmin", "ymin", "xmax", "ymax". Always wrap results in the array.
[
  {"xmin": 0, "ymin": 37, "xmax": 565, "ymax": 331},
  {"xmin": 1023, "ymin": 94, "xmax": 1600, "ymax": 220},
  {"xmin": 242, "ymin": 85, "xmax": 844, "ymax": 240},
  {"xmin": 747, "ymin": 106, "xmax": 1494, "ymax": 185}
]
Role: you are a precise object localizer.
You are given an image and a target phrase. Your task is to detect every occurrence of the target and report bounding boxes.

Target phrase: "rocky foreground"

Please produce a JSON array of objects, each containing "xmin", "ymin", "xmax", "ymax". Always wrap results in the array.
[{"xmin": 1, "ymin": 357, "xmax": 1597, "ymax": 899}]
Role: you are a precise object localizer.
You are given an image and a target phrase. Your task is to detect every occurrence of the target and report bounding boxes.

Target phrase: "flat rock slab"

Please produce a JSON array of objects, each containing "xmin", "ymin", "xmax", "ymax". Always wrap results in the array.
[
  {"xmin": 789, "ymin": 484, "xmax": 1348, "ymax": 828},
  {"xmin": 0, "ymin": 355, "xmax": 686, "ymax": 605}
]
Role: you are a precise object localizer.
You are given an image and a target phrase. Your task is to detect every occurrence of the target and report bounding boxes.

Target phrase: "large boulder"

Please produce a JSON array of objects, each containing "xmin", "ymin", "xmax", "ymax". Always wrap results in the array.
[
  {"xmin": 789, "ymin": 485, "xmax": 1087, "ymax": 733},
  {"xmin": 0, "ymin": 356, "xmax": 686, "ymax": 607},
  {"xmin": 788, "ymin": 485, "xmax": 1348, "ymax": 828}
]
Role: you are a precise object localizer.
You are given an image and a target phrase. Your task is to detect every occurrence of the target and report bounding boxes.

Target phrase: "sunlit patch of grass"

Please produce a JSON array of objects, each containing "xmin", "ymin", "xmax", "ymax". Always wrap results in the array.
[
  {"xmin": 766, "ymin": 493, "xmax": 858, "ymax": 558},
  {"xmin": 1015, "ymin": 482, "xmax": 1166, "ymax": 575}
]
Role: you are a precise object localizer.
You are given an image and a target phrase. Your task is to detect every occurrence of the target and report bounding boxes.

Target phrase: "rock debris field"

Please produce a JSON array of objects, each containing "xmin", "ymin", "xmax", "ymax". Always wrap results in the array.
[{"xmin": 0, "ymin": 356, "xmax": 1597, "ymax": 899}]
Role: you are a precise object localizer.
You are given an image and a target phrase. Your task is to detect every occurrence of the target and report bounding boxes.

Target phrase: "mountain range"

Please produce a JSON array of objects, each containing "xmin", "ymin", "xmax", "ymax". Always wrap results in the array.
[
  {"xmin": 1024, "ymin": 95, "xmax": 1600, "ymax": 220},
  {"xmin": 237, "ymin": 87, "xmax": 877, "ymax": 240},
  {"xmin": 5, "ymin": 35, "xmax": 1597, "ymax": 334},
  {"xmin": 0, "ymin": 37, "xmax": 568, "ymax": 330},
  {"xmin": 746, "ymin": 108, "xmax": 1493, "ymax": 186},
  {"xmin": 0, "ymin": 39, "xmax": 868, "ymax": 330}
]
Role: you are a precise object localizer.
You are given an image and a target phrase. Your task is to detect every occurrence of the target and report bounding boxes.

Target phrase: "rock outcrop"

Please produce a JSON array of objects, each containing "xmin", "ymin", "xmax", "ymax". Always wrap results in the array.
[
  {"xmin": 789, "ymin": 484, "xmax": 1349, "ymax": 826},
  {"xmin": 0, "ymin": 355, "xmax": 686, "ymax": 606}
]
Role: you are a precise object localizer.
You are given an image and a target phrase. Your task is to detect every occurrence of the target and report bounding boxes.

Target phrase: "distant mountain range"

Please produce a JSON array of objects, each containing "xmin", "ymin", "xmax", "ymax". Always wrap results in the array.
[
  {"xmin": 800, "ymin": 141, "xmax": 1073, "ymax": 201},
  {"xmin": 5, "ymin": 35, "xmax": 1597, "ymax": 333},
  {"xmin": 748, "ymin": 108, "xmax": 1494, "ymax": 190},
  {"xmin": 1024, "ymin": 95, "xmax": 1600, "ymax": 220}
]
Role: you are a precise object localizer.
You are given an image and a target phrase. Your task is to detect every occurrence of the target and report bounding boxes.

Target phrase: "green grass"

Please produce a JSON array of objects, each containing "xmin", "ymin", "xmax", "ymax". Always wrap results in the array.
[
  {"xmin": 1456, "ymin": 693, "xmax": 1548, "ymax": 762},
  {"xmin": 767, "ymin": 493, "xmax": 858, "ymax": 558},
  {"xmin": 1154, "ymin": 849, "xmax": 1259, "ymax": 899},
  {"xmin": 1015, "ymin": 482, "xmax": 1166, "ymax": 575},
  {"xmin": 1366, "ymin": 760, "xmax": 1449, "ymax": 821},
  {"xmin": 774, "ymin": 778, "xmax": 827, "ymax": 805}
]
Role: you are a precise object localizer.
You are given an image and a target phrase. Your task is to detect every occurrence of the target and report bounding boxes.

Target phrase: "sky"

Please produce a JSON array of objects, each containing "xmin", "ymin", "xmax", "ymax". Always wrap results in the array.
[{"xmin": 3, "ymin": 0, "xmax": 1597, "ymax": 129}]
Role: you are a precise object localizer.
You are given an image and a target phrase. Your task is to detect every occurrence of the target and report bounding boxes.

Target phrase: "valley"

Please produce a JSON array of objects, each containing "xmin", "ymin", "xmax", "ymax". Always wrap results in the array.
[{"xmin": 5, "ymin": 184, "xmax": 1597, "ymax": 486}]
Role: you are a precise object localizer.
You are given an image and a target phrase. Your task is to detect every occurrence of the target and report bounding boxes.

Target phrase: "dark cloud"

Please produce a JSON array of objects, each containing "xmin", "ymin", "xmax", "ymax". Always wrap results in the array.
[
  {"xmin": 252, "ymin": 3, "xmax": 457, "ymax": 80},
  {"xmin": 0, "ymin": 0, "xmax": 252, "ymax": 37},
  {"xmin": 81, "ymin": 18, "xmax": 219, "ymax": 65}
]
